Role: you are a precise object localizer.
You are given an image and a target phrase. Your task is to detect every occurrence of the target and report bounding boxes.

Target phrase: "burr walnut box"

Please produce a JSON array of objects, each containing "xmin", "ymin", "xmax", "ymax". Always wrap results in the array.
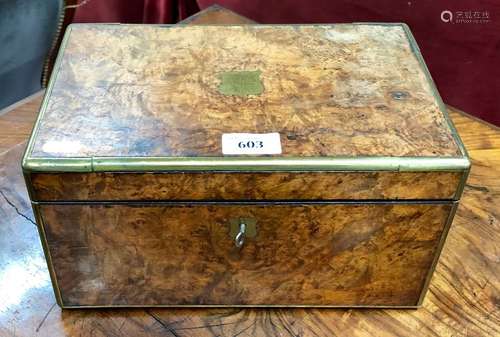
[{"xmin": 23, "ymin": 23, "xmax": 470, "ymax": 308}]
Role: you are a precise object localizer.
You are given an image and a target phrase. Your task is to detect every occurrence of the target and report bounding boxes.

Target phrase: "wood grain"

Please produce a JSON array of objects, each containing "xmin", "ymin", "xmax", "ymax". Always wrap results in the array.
[
  {"xmin": 0, "ymin": 5, "xmax": 497, "ymax": 337},
  {"xmin": 29, "ymin": 170, "xmax": 462, "ymax": 201},
  {"xmin": 0, "ymin": 92, "xmax": 42, "ymax": 154},
  {"xmin": 28, "ymin": 24, "xmax": 462, "ymax": 159},
  {"xmin": 39, "ymin": 202, "xmax": 451, "ymax": 307},
  {"xmin": 25, "ymin": 21, "xmax": 467, "ymax": 310}
]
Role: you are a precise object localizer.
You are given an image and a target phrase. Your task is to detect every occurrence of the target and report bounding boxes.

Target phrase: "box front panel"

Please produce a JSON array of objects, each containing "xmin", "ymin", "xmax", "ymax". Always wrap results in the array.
[
  {"xmin": 37, "ymin": 202, "xmax": 452, "ymax": 307},
  {"xmin": 29, "ymin": 171, "xmax": 463, "ymax": 201}
]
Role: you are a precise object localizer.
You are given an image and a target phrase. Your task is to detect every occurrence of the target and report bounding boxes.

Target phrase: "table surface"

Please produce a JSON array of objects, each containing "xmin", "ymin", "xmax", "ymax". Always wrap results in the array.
[{"xmin": 0, "ymin": 5, "xmax": 498, "ymax": 337}]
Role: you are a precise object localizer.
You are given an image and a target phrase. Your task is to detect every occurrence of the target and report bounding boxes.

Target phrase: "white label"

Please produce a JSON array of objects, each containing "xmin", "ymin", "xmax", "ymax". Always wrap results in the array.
[
  {"xmin": 222, "ymin": 133, "xmax": 282, "ymax": 155},
  {"xmin": 41, "ymin": 140, "xmax": 85, "ymax": 155}
]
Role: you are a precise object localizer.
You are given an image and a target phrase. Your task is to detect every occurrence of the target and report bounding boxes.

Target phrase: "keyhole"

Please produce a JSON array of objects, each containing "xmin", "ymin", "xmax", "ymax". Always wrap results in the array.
[{"xmin": 235, "ymin": 223, "xmax": 246, "ymax": 248}]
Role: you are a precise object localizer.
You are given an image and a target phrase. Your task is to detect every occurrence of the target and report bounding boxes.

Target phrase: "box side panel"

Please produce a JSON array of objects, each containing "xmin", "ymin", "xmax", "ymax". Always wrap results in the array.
[
  {"xmin": 29, "ymin": 171, "xmax": 462, "ymax": 201},
  {"xmin": 38, "ymin": 202, "xmax": 451, "ymax": 307},
  {"xmin": 31, "ymin": 203, "xmax": 64, "ymax": 307},
  {"xmin": 416, "ymin": 201, "xmax": 458, "ymax": 305}
]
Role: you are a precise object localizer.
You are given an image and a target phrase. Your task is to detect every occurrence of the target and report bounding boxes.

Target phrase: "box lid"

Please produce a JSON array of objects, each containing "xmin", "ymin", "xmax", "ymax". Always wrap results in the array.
[{"xmin": 23, "ymin": 23, "xmax": 469, "ymax": 172}]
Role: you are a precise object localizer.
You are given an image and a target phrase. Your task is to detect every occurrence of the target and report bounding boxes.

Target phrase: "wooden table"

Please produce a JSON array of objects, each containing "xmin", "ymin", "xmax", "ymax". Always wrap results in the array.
[{"xmin": 0, "ymin": 5, "xmax": 498, "ymax": 337}]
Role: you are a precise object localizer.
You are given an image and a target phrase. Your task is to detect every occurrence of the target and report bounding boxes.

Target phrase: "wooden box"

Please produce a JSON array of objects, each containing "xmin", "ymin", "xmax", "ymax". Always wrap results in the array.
[{"xmin": 23, "ymin": 23, "xmax": 470, "ymax": 308}]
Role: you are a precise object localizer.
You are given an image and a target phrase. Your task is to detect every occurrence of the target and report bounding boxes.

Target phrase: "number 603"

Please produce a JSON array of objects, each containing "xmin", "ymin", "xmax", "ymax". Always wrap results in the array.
[{"xmin": 238, "ymin": 141, "xmax": 263, "ymax": 149}]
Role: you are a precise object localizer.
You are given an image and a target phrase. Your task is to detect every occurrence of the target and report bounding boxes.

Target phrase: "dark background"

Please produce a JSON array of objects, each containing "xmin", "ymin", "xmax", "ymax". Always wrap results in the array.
[{"xmin": 73, "ymin": 0, "xmax": 500, "ymax": 126}]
